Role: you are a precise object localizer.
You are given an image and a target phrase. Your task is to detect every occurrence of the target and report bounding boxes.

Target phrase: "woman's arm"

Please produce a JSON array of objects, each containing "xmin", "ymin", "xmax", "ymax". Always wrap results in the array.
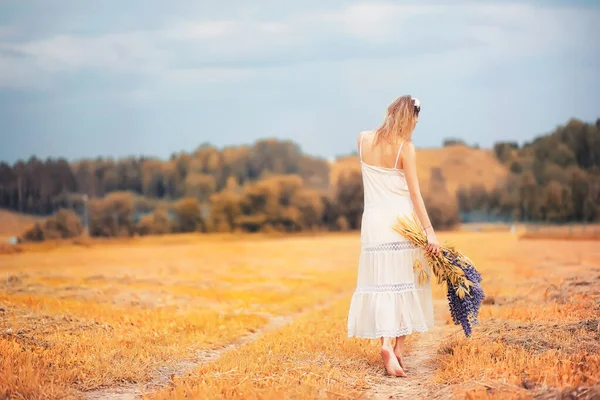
[{"xmin": 401, "ymin": 141, "xmax": 441, "ymax": 255}]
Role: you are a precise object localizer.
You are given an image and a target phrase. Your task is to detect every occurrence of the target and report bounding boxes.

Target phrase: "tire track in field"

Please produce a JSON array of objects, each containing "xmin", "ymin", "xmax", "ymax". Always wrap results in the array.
[{"xmin": 82, "ymin": 292, "xmax": 353, "ymax": 400}]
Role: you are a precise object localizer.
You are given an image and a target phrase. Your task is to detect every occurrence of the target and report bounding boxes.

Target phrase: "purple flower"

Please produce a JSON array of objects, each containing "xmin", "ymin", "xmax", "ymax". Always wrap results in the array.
[{"xmin": 442, "ymin": 250, "xmax": 485, "ymax": 338}]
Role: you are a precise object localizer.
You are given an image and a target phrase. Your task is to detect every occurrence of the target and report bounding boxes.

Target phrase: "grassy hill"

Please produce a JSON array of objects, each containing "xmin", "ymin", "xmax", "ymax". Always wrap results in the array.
[
  {"xmin": 331, "ymin": 145, "xmax": 508, "ymax": 196},
  {"xmin": 0, "ymin": 209, "xmax": 40, "ymax": 240}
]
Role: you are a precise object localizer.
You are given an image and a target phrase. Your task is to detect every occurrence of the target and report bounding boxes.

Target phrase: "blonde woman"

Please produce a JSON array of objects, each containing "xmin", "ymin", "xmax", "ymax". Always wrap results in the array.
[{"xmin": 347, "ymin": 95, "xmax": 440, "ymax": 377}]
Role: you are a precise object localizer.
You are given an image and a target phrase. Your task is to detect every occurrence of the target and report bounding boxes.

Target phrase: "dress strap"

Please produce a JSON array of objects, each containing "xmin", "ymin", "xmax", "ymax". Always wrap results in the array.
[
  {"xmin": 359, "ymin": 132, "xmax": 367, "ymax": 161},
  {"xmin": 394, "ymin": 141, "xmax": 405, "ymax": 168}
]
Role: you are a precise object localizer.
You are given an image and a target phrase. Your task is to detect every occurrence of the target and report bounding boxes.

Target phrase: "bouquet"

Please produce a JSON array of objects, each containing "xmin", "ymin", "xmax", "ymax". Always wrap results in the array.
[{"xmin": 393, "ymin": 214, "xmax": 485, "ymax": 337}]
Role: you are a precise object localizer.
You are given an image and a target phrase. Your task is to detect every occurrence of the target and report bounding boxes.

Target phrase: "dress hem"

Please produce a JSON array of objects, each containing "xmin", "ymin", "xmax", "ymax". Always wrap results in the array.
[{"xmin": 347, "ymin": 323, "xmax": 433, "ymax": 339}]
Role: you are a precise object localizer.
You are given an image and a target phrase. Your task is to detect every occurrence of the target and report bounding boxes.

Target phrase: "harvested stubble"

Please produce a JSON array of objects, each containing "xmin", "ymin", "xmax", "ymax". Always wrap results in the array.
[
  {"xmin": 0, "ymin": 234, "xmax": 358, "ymax": 399},
  {"xmin": 433, "ymin": 233, "xmax": 600, "ymax": 399},
  {"xmin": 148, "ymin": 297, "xmax": 423, "ymax": 400},
  {"xmin": 1, "ymin": 232, "xmax": 599, "ymax": 399}
]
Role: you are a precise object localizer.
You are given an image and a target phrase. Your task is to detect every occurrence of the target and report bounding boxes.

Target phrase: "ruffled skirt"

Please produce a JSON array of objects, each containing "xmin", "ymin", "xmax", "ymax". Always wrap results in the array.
[{"xmin": 347, "ymin": 241, "xmax": 435, "ymax": 339}]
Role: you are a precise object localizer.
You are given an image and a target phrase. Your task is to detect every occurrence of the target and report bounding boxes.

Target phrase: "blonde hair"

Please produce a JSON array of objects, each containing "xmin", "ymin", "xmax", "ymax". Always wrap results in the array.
[{"xmin": 374, "ymin": 95, "xmax": 419, "ymax": 145}]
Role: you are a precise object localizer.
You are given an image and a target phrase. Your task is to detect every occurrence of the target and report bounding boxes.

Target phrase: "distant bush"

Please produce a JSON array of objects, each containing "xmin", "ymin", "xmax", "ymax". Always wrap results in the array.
[
  {"xmin": 493, "ymin": 142, "xmax": 519, "ymax": 163},
  {"xmin": 509, "ymin": 161, "xmax": 523, "ymax": 174},
  {"xmin": 88, "ymin": 192, "xmax": 136, "ymax": 237},
  {"xmin": 425, "ymin": 167, "xmax": 460, "ymax": 230},
  {"xmin": 335, "ymin": 216, "xmax": 350, "ymax": 231},
  {"xmin": 136, "ymin": 207, "xmax": 172, "ymax": 236},
  {"xmin": 424, "ymin": 196, "xmax": 461, "ymax": 230},
  {"xmin": 173, "ymin": 197, "xmax": 205, "ymax": 233},
  {"xmin": 456, "ymin": 184, "xmax": 489, "ymax": 214},
  {"xmin": 21, "ymin": 209, "xmax": 83, "ymax": 242},
  {"xmin": 210, "ymin": 187, "xmax": 241, "ymax": 232},
  {"xmin": 334, "ymin": 170, "xmax": 364, "ymax": 230},
  {"xmin": 235, "ymin": 175, "xmax": 324, "ymax": 233},
  {"xmin": 443, "ymin": 138, "xmax": 467, "ymax": 147}
]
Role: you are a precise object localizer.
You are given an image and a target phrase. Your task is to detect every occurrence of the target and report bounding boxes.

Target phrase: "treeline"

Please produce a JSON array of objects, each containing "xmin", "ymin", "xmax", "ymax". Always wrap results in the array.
[
  {"xmin": 456, "ymin": 118, "xmax": 600, "ymax": 222},
  {"xmin": 20, "ymin": 166, "xmax": 461, "ymax": 241},
  {"xmin": 4, "ymin": 117, "xmax": 599, "ymax": 241},
  {"xmin": 5, "ymin": 141, "xmax": 462, "ymax": 240},
  {"xmin": 0, "ymin": 140, "xmax": 329, "ymax": 215},
  {"xmin": 22, "ymin": 174, "xmax": 338, "ymax": 240}
]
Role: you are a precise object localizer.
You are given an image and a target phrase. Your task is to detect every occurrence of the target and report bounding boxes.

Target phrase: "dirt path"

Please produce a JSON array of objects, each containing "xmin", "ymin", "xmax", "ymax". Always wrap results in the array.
[
  {"xmin": 83, "ymin": 295, "xmax": 453, "ymax": 400},
  {"xmin": 84, "ymin": 316, "xmax": 293, "ymax": 400},
  {"xmin": 368, "ymin": 299, "xmax": 455, "ymax": 400},
  {"xmin": 82, "ymin": 294, "xmax": 351, "ymax": 400}
]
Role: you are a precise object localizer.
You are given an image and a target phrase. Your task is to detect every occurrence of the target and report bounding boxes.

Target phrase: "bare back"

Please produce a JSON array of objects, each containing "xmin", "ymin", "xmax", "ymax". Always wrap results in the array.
[{"xmin": 358, "ymin": 131, "xmax": 406, "ymax": 170}]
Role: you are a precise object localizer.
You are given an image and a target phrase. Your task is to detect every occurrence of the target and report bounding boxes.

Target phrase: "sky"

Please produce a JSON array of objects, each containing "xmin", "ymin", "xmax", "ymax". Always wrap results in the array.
[{"xmin": 0, "ymin": 0, "xmax": 599, "ymax": 164}]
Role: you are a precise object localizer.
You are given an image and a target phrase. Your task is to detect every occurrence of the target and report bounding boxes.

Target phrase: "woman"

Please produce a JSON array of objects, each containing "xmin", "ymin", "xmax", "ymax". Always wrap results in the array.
[{"xmin": 347, "ymin": 95, "xmax": 440, "ymax": 377}]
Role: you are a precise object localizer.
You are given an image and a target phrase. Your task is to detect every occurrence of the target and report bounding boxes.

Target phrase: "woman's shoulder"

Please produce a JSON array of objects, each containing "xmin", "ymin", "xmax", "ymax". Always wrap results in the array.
[
  {"xmin": 357, "ymin": 130, "xmax": 374, "ymax": 145},
  {"xmin": 402, "ymin": 140, "xmax": 415, "ymax": 150},
  {"xmin": 401, "ymin": 140, "xmax": 416, "ymax": 159}
]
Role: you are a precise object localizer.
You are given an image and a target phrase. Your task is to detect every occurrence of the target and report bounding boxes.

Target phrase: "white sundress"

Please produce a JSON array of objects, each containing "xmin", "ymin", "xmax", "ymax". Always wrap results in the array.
[{"xmin": 347, "ymin": 133, "xmax": 435, "ymax": 339}]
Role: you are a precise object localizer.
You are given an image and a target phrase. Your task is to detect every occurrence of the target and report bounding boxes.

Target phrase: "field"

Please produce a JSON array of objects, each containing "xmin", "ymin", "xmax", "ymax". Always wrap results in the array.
[
  {"xmin": 1, "ymin": 231, "xmax": 599, "ymax": 399},
  {"xmin": 519, "ymin": 224, "xmax": 600, "ymax": 241},
  {"xmin": 0, "ymin": 209, "xmax": 39, "ymax": 242}
]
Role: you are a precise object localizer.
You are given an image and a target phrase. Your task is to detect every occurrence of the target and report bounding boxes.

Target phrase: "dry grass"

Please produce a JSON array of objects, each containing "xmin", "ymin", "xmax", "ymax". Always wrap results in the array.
[
  {"xmin": 148, "ymin": 296, "xmax": 430, "ymax": 400},
  {"xmin": 145, "ymin": 232, "xmax": 600, "ymax": 399},
  {"xmin": 0, "ymin": 234, "xmax": 358, "ymax": 399},
  {"xmin": 459, "ymin": 223, "xmax": 514, "ymax": 233},
  {"xmin": 432, "ymin": 233, "xmax": 600, "ymax": 399},
  {"xmin": 520, "ymin": 224, "xmax": 600, "ymax": 241},
  {"xmin": 1, "ymin": 231, "xmax": 599, "ymax": 399},
  {"xmin": 148, "ymin": 298, "xmax": 378, "ymax": 400},
  {"xmin": 0, "ymin": 208, "xmax": 40, "ymax": 242}
]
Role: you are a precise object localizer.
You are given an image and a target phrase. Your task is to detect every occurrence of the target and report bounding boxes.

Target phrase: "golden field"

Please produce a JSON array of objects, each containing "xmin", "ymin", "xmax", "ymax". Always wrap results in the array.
[
  {"xmin": 0, "ymin": 209, "xmax": 39, "ymax": 242},
  {"xmin": 519, "ymin": 224, "xmax": 600, "ymax": 241},
  {"xmin": 1, "ymin": 231, "xmax": 599, "ymax": 399}
]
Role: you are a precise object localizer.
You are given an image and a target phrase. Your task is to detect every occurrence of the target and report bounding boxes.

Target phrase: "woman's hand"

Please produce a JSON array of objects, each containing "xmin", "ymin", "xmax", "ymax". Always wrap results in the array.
[{"xmin": 425, "ymin": 227, "xmax": 441, "ymax": 256}]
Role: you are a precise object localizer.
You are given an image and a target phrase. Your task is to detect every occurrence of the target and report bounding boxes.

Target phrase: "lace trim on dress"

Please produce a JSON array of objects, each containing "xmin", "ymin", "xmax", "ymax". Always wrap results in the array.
[
  {"xmin": 354, "ymin": 283, "xmax": 416, "ymax": 294},
  {"xmin": 362, "ymin": 241, "xmax": 418, "ymax": 252},
  {"xmin": 348, "ymin": 324, "xmax": 430, "ymax": 339}
]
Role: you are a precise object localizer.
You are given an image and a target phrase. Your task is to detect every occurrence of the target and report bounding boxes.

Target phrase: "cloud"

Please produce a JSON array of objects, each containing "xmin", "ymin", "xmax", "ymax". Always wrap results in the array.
[
  {"xmin": 166, "ymin": 21, "xmax": 236, "ymax": 40},
  {"xmin": 315, "ymin": 3, "xmax": 437, "ymax": 42},
  {"xmin": 0, "ymin": 53, "xmax": 51, "ymax": 89},
  {"xmin": 2, "ymin": 1, "xmax": 596, "ymax": 91},
  {"xmin": 2, "ymin": 32, "xmax": 169, "ymax": 72},
  {"xmin": 0, "ymin": 0, "xmax": 598, "ymax": 146},
  {"xmin": 0, "ymin": 0, "xmax": 597, "ymax": 166}
]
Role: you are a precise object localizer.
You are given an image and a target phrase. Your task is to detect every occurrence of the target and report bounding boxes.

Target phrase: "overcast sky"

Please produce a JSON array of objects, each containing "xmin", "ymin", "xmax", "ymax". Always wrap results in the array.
[{"xmin": 0, "ymin": 0, "xmax": 598, "ymax": 164}]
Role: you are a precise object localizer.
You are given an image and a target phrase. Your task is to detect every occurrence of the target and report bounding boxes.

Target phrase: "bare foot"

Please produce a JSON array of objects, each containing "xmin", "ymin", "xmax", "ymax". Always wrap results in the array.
[
  {"xmin": 394, "ymin": 348, "xmax": 405, "ymax": 371},
  {"xmin": 381, "ymin": 347, "xmax": 406, "ymax": 377}
]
